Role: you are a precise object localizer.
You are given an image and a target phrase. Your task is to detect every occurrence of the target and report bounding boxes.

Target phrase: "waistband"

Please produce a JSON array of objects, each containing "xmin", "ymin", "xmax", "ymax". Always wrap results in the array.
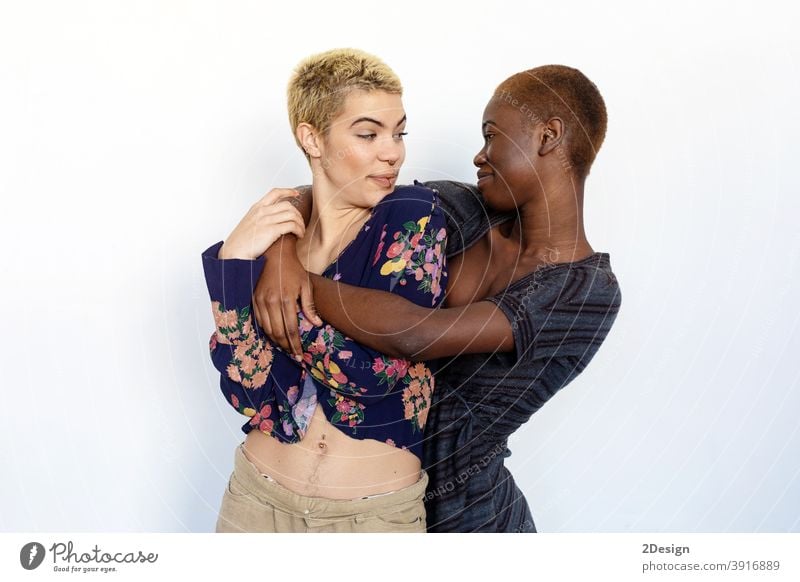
[{"xmin": 231, "ymin": 442, "xmax": 428, "ymax": 520}]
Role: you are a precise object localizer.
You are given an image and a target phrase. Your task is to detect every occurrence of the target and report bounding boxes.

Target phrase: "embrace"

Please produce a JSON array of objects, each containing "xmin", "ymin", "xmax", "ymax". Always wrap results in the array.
[{"xmin": 201, "ymin": 48, "xmax": 621, "ymax": 533}]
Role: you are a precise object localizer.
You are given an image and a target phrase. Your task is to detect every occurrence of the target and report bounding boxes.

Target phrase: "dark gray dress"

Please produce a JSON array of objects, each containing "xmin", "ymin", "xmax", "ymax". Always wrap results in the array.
[{"xmin": 420, "ymin": 180, "xmax": 622, "ymax": 533}]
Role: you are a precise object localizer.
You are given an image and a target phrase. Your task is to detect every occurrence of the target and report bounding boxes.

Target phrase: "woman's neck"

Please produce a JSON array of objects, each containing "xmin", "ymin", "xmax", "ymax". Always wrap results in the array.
[
  {"xmin": 505, "ymin": 178, "xmax": 594, "ymax": 264},
  {"xmin": 297, "ymin": 179, "xmax": 372, "ymax": 273}
]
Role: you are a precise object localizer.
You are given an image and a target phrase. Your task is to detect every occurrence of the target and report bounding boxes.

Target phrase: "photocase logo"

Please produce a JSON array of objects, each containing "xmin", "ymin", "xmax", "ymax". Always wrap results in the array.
[
  {"xmin": 16, "ymin": 540, "xmax": 159, "ymax": 574},
  {"xmin": 20, "ymin": 542, "xmax": 46, "ymax": 570}
]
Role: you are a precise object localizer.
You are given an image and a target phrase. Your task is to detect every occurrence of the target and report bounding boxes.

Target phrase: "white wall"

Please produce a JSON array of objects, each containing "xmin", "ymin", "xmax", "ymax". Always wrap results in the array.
[{"xmin": 1, "ymin": 0, "xmax": 798, "ymax": 532}]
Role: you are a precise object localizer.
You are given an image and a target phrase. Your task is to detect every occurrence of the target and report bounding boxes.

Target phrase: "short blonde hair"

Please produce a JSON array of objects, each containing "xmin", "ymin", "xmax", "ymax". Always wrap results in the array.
[{"xmin": 287, "ymin": 48, "xmax": 402, "ymax": 154}]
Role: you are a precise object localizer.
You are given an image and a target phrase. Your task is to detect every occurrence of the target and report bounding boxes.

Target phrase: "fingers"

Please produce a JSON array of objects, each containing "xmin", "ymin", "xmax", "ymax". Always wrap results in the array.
[
  {"xmin": 261, "ymin": 199, "xmax": 302, "ymax": 216},
  {"xmin": 263, "ymin": 209, "xmax": 305, "ymax": 231},
  {"xmin": 276, "ymin": 192, "xmax": 303, "ymax": 210},
  {"xmin": 280, "ymin": 294, "xmax": 304, "ymax": 359},
  {"xmin": 276, "ymin": 219, "xmax": 305, "ymax": 240},
  {"xmin": 252, "ymin": 271, "xmax": 274, "ymax": 340},
  {"xmin": 259, "ymin": 204, "xmax": 306, "ymax": 240},
  {"xmin": 300, "ymin": 279, "xmax": 323, "ymax": 326},
  {"xmin": 258, "ymin": 217, "xmax": 305, "ymax": 248},
  {"xmin": 256, "ymin": 188, "xmax": 300, "ymax": 207},
  {"xmin": 265, "ymin": 288, "xmax": 291, "ymax": 354},
  {"xmin": 253, "ymin": 292, "xmax": 273, "ymax": 340}
]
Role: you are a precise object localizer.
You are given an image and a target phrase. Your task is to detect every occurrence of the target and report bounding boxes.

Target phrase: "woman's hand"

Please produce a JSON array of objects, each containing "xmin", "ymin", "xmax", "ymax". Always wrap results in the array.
[
  {"xmin": 219, "ymin": 189, "xmax": 306, "ymax": 260},
  {"xmin": 253, "ymin": 236, "xmax": 323, "ymax": 358}
]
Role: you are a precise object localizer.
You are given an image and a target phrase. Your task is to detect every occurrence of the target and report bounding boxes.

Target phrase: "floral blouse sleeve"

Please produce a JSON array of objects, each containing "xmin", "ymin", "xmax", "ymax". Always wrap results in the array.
[
  {"xmin": 201, "ymin": 183, "xmax": 448, "ymax": 444},
  {"xmin": 202, "ymin": 244, "xmax": 309, "ymax": 438}
]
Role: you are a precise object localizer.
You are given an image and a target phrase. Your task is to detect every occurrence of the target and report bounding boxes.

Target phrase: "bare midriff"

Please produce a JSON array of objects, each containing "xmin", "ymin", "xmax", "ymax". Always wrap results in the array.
[{"xmin": 242, "ymin": 404, "xmax": 421, "ymax": 499}]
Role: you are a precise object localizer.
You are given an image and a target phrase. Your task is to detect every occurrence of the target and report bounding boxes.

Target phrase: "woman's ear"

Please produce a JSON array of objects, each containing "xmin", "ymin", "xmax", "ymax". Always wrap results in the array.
[
  {"xmin": 296, "ymin": 123, "xmax": 322, "ymax": 158},
  {"xmin": 538, "ymin": 117, "xmax": 564, "ymax": 156}
]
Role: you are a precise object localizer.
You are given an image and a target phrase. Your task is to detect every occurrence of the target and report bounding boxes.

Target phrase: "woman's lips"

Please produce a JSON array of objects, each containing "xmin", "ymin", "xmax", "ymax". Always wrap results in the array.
[{"xmin": 369, "ymin": 175, "xmax": 397, "ymax": 188}]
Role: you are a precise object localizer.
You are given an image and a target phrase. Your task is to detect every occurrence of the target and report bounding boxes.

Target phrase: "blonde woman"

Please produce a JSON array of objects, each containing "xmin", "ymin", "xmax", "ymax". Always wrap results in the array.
[{"xmin": 201, "ymin": 49, "xmax": 447, "ymax": 532}]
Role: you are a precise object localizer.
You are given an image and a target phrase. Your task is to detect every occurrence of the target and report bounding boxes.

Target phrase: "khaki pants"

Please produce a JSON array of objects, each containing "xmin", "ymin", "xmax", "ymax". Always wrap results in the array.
[{"xmin": 215, "ymin": 443, "xmax": 428, "ymax": 533}]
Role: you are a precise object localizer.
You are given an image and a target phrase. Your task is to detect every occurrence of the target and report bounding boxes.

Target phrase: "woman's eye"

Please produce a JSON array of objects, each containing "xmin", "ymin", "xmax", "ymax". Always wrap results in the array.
[
  {"xmin": 393, "ymin": 131, "xmax": 408, "ymax": 141},
  {"xmin": 483, "ymin": 133, "xmax": 494, "ymax": 142},
  {"xmin": 358, "ymin": 134, "xmax": 377, "ymax": 141}
]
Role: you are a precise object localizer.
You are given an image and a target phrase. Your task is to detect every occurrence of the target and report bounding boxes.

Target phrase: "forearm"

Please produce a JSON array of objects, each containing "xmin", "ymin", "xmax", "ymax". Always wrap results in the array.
[
  {"xmin": 309, "ymin": 275, "xmax": 515, "ymax": 360},
  {"xmin": 258, "ymin": 182, "xmax": 515, "ymax": 362},
  {"xmin": 308, "ymin": 274, "xmax": 430, "ymax": 358}
]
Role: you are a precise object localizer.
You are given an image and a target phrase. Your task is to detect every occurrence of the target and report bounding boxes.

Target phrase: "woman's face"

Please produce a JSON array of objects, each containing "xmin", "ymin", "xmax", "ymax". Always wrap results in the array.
[
  {"xmin": 473, "ymin": 97, "xmax": 540, "ymax": 212},
  {"xmin": 316, "ymin": 89, "xmax": 407, "ymax": 209}
]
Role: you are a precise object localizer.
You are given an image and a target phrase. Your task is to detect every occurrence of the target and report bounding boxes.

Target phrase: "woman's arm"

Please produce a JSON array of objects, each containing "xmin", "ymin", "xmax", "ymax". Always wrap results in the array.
[
  {"xmin": 255, "ymin": 185, "xmax": 321, "ymax": 356},
  {"xmin": 303, "ymin": 180, "xmax": 515, "ymax": 361},
  {"xmin": 306, "ymin": 275, "xmax": 515, "ymax": 360},
  {"xmin": 204, "ymin": 240, "xmax": 415, "ymax": 431},
  {"xmin": 204, "ymin": 240, "xmax": 394, "ymax": 410},
  {"xmin": 211, "ymin": 184, "xmax": 451, "ymax": 411},
  {"xmin": 255, "ymin": 183, "xmax": 511, "ymax": 361},
  {"xmin": 203, "ymin": 241, "xmax": 307, "ymax": 427},
  {"xmin": 254, "ymin": 180, "xmax": 499, "ymax": 355}
]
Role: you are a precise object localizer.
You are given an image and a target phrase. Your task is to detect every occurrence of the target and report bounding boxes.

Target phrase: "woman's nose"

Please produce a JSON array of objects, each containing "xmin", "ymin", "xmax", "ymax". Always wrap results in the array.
[
  {"xmin": 379, "ymin": 139, "xmax": 403, "ymax": 165},
  {"xmin": 473, "ymin": 147, "xmax": 487, "ymax": 167}
]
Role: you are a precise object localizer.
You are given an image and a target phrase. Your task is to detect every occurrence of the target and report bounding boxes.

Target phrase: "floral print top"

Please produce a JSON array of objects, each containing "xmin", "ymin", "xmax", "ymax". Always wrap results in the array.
[{"xmin": 201, "ymin": 183, "xmax": 448, "ymax": 461}]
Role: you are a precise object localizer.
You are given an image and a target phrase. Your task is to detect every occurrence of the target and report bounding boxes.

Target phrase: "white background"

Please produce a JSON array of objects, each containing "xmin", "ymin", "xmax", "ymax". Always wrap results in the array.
[{"xmin": 1, "ymin": 0, "xmax": 798, "ymax": 533}]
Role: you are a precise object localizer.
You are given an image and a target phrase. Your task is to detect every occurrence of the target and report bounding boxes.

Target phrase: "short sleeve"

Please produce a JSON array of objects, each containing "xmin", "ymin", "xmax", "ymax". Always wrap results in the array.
[
  {"xmin": 484, "ymin": 259, "xmax": 622, "ymax": 364},
  {"xmin": 422, "ymin": 180, "xmax": 514, "ymax": 258}
]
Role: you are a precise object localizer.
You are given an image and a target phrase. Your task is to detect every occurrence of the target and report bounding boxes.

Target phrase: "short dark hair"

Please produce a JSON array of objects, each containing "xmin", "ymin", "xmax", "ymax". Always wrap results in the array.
[{"xmin": 495, "ymin": 65, "xmax": 607, "ymax": 178}]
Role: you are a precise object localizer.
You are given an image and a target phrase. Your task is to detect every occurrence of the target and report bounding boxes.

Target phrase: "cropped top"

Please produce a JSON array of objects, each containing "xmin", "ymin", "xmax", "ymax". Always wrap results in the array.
[{"xmin": 201, "ymin": 183, "xmax": 448, "ymax": 461}]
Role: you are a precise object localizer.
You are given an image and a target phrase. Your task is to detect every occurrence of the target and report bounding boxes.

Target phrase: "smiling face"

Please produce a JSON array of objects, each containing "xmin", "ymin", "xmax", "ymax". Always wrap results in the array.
[
  {"xmin": 474, "ymin": 97, "xmax": 542, "ymax": 212},
  {"xmin": 313, "ymin": 89, "xmax": 407, "ymax": 209}
]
